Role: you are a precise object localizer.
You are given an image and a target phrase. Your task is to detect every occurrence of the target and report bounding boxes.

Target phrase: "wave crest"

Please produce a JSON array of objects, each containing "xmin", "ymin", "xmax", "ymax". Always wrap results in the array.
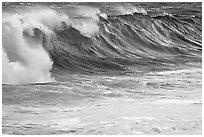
[{"xmin": 2, "ymin": 3, "xmax": 202, "ymax": 84}]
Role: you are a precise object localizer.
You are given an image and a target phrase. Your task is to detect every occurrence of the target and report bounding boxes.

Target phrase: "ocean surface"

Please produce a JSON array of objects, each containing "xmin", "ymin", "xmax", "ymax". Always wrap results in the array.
[{"xmin": 2, "ymin": 2, "xmax": 202, "ymax": 135}]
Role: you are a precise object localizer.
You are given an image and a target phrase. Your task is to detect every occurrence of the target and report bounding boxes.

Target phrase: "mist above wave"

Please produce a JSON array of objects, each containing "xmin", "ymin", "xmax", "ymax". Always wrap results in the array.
[
  {"xmin": 2, "ymin": 9, "xmax": 63, "ymax": 84},
  {"xmin": 2, "ymin": 5, "xmax": 108, "ymax": 84}
]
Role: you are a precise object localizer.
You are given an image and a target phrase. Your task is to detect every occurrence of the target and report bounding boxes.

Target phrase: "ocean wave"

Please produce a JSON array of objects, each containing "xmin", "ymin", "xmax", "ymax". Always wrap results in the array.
[{"xmin": 2, "ymin": 3, "xmax": 202, "ymax": 84}]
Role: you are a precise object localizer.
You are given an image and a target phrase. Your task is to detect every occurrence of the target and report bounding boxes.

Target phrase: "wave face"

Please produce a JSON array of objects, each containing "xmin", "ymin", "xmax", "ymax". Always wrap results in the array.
[{"xmin": 2, "ymin": 2, "xmax": 202, "ymax": 84}]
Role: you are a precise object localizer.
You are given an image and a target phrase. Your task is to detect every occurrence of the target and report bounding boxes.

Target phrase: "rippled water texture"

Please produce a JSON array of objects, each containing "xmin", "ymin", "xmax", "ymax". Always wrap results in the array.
[{"xmin": 2, "ymin": 2, "xmax": 202, "ymax": 135}]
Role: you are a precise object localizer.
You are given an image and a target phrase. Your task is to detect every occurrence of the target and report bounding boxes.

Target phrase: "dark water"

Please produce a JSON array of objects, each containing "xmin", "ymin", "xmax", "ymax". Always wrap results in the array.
[
  {"xmin": 2, "ymin": 2, "xmax": 202, "ymax": 135},
  {"xmin": 46, "ymin": 2, "xmax": 202, "ymax": 74}
]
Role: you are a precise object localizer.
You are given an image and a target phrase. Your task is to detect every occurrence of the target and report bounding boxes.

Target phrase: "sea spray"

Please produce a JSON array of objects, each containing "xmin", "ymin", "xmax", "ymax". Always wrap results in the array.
[
  {"xmin": 2, "ymin": 11, "xmax": 58, "ymax": 84},
  {"xmin": 68, "ymin": 5, "xmax": 103, "ymax": 37}
]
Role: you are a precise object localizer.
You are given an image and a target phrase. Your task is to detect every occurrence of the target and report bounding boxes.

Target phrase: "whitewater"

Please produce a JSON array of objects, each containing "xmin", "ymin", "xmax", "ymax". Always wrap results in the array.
[{"xmin": 2, "ymin": 2, "xmax": 202, "ymax": 135}]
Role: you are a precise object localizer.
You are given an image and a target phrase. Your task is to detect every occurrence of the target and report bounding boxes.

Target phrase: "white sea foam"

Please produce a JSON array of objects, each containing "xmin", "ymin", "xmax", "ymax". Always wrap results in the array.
[
  {"xmin": 68, "ymin": 5, "xmax": 104, "ymax": 37},
  {"xmin": 2, "ymin": 9, "xmax": 66, "ymax": 84},
  {"xmin": 72, "ymin": 21, "xmax": 99, "ymax": 37},
  {"xmin": 23, "ymin": 8, "xmax": 70, "ymax": 31},
  {"xmin": 2, "ymin": 6, "xmax": 106, "ymax": 84},
  {"xmin": 153, "ymin": 99, "xmax": 201, "ymax": 105},
  {"xmin": 115, "ymin": 5, "xmax": 147, "ymax": 15},
  {"xmin": 153, "ymin": 68, "xmax": 201, "ymax": 75}
]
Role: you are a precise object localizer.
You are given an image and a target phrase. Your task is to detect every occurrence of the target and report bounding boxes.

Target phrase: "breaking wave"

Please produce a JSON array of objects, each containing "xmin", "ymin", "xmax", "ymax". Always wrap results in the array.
[{"xmin": 2, "ymin": 3, "xmax": 202, "ymax": 84}]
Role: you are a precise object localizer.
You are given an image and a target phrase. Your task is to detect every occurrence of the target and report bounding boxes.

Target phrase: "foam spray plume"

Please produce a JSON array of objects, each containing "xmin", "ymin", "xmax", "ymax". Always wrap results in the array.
[
  {"xmin": 2, "ymin": 6, "xmax": 105, "ymax": 85},
  {"xmin": 2, "ymin": 8, "xmax": 68, "ymax": 84}
]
